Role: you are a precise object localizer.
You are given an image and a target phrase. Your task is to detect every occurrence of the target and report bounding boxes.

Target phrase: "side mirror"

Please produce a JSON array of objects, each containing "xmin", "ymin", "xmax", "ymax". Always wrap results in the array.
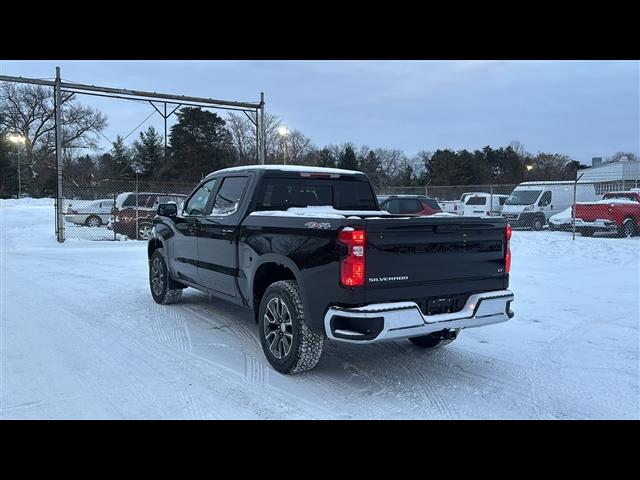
[{"xmin": 157, "ymin": 203, "xmax": 177, "ymax": 217}]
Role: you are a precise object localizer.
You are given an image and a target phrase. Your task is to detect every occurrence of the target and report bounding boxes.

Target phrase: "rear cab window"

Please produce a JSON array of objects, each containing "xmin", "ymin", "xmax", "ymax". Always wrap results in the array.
[
  {"xmin": 254, "ymin": 176, "xmax": 378, "ymax": 211},
  {"xmin": 466, "ymin": 196, "xmax": 487, "ymax": 205},
  {"xmin": 603, "ymin": 192, "xmax": 639, "ymax": 202}
]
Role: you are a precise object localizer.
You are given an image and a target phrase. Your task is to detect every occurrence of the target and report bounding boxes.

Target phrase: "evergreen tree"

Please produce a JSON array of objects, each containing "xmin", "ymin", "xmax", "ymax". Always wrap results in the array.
[
  {"xmin": 0, "ymin": 135, "xmax": 17, "ymax": 198},
  {"xmin": 132, "ymin": 126, "xmax": 164, "ymax": 179},
  {"xmin": 338, "ymin": 145, "xmax": 358, "ymax": 170},
  {"xmin": 168, "ymin": 107, "xmax": 236, "ymax": 182},
  {"xmin": 111, "ymin": 136, "xmax": 133, "ymax": 179},
  {"xmin": 359, "ymin": 150, "xmax": 383, "ymax": 186},
  {"xmin": 317, "ymin": 147, "xmax": 337, "ymax": 168}
]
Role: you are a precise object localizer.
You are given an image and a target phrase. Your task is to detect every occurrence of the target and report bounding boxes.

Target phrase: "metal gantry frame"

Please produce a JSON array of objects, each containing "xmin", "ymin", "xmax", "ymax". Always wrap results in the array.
[{"xmin": 0, "ymin": 66, "xmax": 266, "ymax": 242}]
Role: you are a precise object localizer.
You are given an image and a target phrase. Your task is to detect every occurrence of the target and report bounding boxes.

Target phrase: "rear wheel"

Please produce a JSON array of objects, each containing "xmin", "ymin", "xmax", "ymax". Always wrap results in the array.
[
  {"xmin": 409, "ymin": 329, "xmax": 460, "ymax": 348},
  {"xmin": 149, "ymin": 248, "xmax": 182, "ymax": 305},
  {"xmin": 531, "ymin": 216, "xmax": 545, "ymax": 231},
  {"xmin": 258, "ymin": 280, "xmax": 324, "ymax": 374},
  {"xmin": 620, "ymin": 219, "xmax": 637, "ymax": 238}
]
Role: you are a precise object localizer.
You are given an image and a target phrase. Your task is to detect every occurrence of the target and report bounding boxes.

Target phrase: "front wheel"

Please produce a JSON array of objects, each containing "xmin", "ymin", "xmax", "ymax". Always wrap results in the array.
[
  {"xmin": 258, "ymin": 280, "xmax": 324, "ymax": 374},
  {"xmin": 149, "ymin": 248, "xmax": 182, "ymax": 305},
  {"xmin": 137, "ymin": 222, "xmax": 153, "ymax": 240}
]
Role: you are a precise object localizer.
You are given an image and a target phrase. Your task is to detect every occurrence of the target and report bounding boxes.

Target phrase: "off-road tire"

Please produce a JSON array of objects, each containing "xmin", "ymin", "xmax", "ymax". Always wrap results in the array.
[
  {"xmin": 258, "ymin": 280, "xmax": 324, "ymax": 374},
  {"xmin": 409, "ymin": 329, "xmax": 460, "ymax": 348},
  {"xmin": 149, "ymin": 248, "xmax": 183, "ymax": 305}
]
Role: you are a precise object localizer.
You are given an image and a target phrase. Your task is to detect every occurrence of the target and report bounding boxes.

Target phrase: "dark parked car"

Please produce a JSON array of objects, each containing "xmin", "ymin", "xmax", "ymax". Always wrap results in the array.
[
  {"xmin": 148, "ymin": 166, "xmax": 514, "ymax": 374},
  {"xmin": 109, "ymin": 192, "xmax": 187, "ymax": 240},
  {"xmin": 378, "ymin": 195, "xmax": 442, "ymax": 216}
]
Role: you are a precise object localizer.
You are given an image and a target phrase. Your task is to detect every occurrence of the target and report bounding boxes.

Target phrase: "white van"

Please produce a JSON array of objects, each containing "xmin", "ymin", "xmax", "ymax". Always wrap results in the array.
[
  {"xmin": 462, "ymin": 193, "xmax": 509, "ymax": 217},
  {"xmin": 501, "ymin": 181, "xmax": 598, "ymax": 230}
]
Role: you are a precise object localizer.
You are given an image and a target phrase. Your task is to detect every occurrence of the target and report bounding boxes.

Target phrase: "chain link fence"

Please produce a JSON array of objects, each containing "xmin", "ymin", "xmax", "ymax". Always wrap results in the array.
[
  {"xmin": 61, "ymin": 180, "xmax": 196, "ymax": 241},
  {"xmin": 58, "ymin": 178, "xmax": 640, "ymax": 244},
  {"xmin": 376, "ymin": 181, "xmax": 640, "ymax": 243}
]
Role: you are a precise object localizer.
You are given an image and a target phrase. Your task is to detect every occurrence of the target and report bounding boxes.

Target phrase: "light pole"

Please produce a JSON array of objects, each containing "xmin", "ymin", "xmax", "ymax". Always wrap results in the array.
[
  {"xmin": 277, "ymin": 126, "xmax": 289, "ymax": 165},
  {"xmin": 8, "ymin": 134, "xmax": 26, "ymax": 198},
  {"xmin": 132, "ymin": 162, "xmax": 143, "ymax": 240}
]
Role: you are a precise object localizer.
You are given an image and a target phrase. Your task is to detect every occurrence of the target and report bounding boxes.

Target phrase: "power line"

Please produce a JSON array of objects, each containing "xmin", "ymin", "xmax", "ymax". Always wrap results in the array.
[{"xmin": 122, "ymin": 110, "xmax": 157, "ymax": 141}]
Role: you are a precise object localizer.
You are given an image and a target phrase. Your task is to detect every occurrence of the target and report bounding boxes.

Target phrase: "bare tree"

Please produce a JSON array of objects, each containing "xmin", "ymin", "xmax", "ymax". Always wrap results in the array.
[
  {"xmin": 0, "ymin": 82, "xmax": 107, "ymax": 181},
  {"xmin": 226, "ymin": 111, "xmax": 282, "ymax": 165},
  {"xmin": 283, "ymin": 129, "xmax": 313, "ymax": 165},
  {"xmin": 226, "ymin": 112, "xmax": 254, "ymax": 165},
  {"xmin": 509, "ymin": 140, "xmax": 526, "ymax": 158}
]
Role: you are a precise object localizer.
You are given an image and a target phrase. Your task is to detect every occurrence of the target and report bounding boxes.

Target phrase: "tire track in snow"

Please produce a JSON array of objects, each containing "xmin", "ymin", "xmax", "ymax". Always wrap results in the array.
[
  {"xmin": 150, "ymin": 302, "xmax": 192, "ymax": 353},
  {"xmin": 326, "ymin": 342, "xmax": 453, "ymax": 419},
  {"xmin": 44, "ymin": 284, "xmax": 336, "ymax": 418}
]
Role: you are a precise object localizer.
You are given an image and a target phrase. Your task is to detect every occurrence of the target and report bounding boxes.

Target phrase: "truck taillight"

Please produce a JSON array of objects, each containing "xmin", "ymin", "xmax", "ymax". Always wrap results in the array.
[
  {"xmin": 505, "ymin": 224, "xmax": 512, "ymax": 274},
  {"xmin": 338, "ymin": 229, "xmax": 365, "ymax": 287}
]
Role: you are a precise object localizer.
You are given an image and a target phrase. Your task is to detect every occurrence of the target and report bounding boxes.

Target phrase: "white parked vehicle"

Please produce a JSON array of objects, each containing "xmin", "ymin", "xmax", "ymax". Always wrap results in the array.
[
  {"xmin": 65, "ymin": 199, "xmax": 115, "ymax": 227},
  {"xmin": 548, "ymin": 207, "xmax": 574, "ymax": 231},
  {"xmin": 501, "ymin": 181, "xmax": 598, "ymax": 230},
  {"xmin": 462, "ymin": 193, "xmax": 508, "ymax": 217},
  {"xmin": 438, "ymin": 192, "xmax": 486, "ymax": 215}
]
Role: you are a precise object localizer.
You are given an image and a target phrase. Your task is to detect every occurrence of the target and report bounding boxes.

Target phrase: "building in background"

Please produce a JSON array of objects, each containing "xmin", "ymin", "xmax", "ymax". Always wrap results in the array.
[{"xmin": 578, "ymin": 156, "xmax": 640, "ymax": 194}]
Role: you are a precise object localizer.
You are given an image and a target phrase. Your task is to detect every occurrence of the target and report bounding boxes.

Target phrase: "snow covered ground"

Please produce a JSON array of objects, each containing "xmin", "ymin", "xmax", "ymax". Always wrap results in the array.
[{"xmin": 1, "ymin": 199, "xmax": 638, "ymax": 419}]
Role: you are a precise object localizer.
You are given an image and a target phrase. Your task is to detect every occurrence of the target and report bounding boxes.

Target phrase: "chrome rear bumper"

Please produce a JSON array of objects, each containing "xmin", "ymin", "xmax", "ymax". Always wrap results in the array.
[
  {"xmin": 573, "ymin": 218, "xmax": 617, "ymax": 230},
  {"xmin": 324, "ymin": 290, "xmax": 514, "ymax": 343}
]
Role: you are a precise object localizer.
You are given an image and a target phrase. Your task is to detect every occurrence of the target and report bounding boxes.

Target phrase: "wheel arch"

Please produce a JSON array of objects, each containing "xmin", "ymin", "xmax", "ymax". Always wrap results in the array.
[
  {"xmin": 250, "ymin": 256, "xmax": 306, "ymax": 324},
  {"xmin": 148, "ymin": 235, "xmax": 165, "ymax": 259}
]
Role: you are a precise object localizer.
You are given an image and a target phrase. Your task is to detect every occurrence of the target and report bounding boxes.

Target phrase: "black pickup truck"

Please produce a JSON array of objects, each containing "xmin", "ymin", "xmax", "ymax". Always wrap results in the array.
[{"xmin": 148, "ymin": 165, "xmax": 514, "ymax": 374}]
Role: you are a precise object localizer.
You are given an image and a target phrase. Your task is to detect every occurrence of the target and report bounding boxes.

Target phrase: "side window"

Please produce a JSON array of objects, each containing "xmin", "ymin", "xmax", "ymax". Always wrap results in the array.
[
  {"xmin": 499, "ymin": 197, "xmax": 507, "ymax": 206},
  {"xmin": 184, "ymin": 180, "xmax": 216, "ymax": 216},
  {"xmin": 384, "ymin": 200, "xmax": 400, "ymax": 214},
  {"xmin": 399, "ymin": 199, "xmax": 421, "ymax": 213},
  {"xmin": 424, "ymin": 199, "xmax": 441, "ymax": 210},
  {"xmin": 211, "ymin": 176, "xmax": 249, "ymax": 217},
  {"xmin": 539, "ymin": 191, "xmax": 552, "ymax": 207}
]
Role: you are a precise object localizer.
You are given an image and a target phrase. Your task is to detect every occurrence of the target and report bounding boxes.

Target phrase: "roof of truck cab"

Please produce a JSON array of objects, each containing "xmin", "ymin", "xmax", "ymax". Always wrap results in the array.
[{"xmin": 205, "ymin": 164, "xmax": 364, "ymax": 179}]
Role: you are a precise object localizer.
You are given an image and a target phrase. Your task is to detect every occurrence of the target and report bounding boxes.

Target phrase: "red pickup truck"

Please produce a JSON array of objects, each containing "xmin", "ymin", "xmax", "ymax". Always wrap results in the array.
[{"xmin": 574, "ymin": 190, "xmax": 640, "ymax": 237}]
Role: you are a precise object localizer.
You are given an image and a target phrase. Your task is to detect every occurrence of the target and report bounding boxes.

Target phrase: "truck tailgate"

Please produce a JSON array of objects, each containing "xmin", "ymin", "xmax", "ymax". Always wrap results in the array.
[
  {"xmin": 575, "ymin": 204, "xmax": 611, "ymax": 222},
  {"xmin": 364, "ymin": 216, "xmax": 508, "ymax": 304}
]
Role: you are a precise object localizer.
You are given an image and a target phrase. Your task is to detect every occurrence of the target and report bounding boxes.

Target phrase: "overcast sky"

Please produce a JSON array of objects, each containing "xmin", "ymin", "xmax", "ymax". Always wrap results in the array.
[{"xmin": 1, "ymin": 60, "xmax": 638, "ymax": 163}]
